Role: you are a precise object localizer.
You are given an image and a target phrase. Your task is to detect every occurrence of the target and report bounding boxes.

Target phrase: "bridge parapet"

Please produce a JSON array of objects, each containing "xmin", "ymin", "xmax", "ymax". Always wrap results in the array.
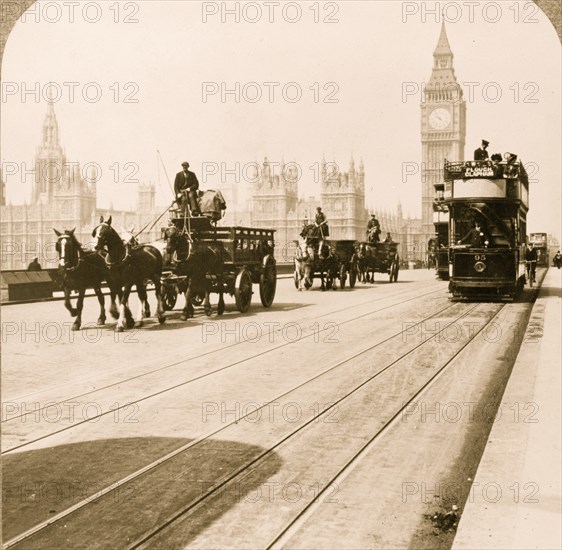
[{"xmin": 0, "ymin": 270, "xmax": 58, "ymax": 302}]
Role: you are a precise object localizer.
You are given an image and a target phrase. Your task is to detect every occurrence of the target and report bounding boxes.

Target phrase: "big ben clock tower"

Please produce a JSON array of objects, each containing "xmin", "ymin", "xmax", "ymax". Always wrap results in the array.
[{"xmin": 421, "ymin": 22, "xmax": 466, "ymax": 244}]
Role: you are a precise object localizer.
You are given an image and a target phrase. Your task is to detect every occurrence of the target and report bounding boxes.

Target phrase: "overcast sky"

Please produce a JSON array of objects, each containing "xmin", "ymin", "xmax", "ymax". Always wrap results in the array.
[{"xmin": 1, "ymin": 1, "xmax": 560, "ymax": 239}]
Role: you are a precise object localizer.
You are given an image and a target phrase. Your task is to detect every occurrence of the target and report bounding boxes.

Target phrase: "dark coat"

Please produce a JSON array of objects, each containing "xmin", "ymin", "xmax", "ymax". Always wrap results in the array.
[
  {"xmin": 174, "ymin": 170, "xmax": 199, "ymax": 195},
  {"xmin": 525, "ymin": 248, "xmax": 538, "ymax": 261},
  {"xmin": 315, "ymin": 212, "xmax": 329, "ymax": 237},
  {"xmin": 474, "ymin": 147, "xmax": 489, "ymax": 161},
  {"xmin": 27, "ymin": 260, "xmax": 42, "ymax": 271},
  {"xmin": 460, "ymin": 227, "xmax": 489, "ymax": 247},
  {"xmin": 367, "ymin": 218, "xmax": 380, "ymax": 231}
]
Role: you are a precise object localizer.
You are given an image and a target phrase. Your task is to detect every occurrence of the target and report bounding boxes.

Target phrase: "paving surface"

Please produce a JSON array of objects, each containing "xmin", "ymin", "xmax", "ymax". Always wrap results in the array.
[
  {"xmin": 1, "ymin": 269, "xmax": 553, "ymax": 549},
  {"xmin": 453, "ymin": 267, "xmax": 562, "ymax": 550}
]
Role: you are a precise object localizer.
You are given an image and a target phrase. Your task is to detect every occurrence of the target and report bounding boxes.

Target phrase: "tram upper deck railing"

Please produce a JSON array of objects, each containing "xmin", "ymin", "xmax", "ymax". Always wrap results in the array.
[{"xmin": 444, "ymin": 159, "xmax": 528, "ymax": 183}]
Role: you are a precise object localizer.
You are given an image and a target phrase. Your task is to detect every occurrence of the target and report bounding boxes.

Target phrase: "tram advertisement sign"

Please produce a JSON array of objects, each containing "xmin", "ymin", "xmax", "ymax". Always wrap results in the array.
[{"xmin": 453, "ymin": 178, "xmax": 506, "ymax": 199}]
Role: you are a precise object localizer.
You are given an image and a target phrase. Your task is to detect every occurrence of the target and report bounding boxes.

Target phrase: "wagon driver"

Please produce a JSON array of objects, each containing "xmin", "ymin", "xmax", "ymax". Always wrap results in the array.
[
  {"xmin": 313, "ymin": 207, "xmax": 329, "ymax": 255},
  {"xmin": 174, "ymin": 161, "xmax": 201, "ymax": 216},
  {"xmin": 367, "ymin": 214, "xmax": 381, "ymax": 244}
]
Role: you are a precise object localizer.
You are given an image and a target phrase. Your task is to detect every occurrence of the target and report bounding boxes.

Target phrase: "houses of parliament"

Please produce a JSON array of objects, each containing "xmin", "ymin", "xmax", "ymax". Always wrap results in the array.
[
  {"xmin": 0, "ymin": 101, "xmax": 162, "ymax": 270},
  {"xmin": 1, "ymin": 23, "xmax": 466, "ymax": 270}
]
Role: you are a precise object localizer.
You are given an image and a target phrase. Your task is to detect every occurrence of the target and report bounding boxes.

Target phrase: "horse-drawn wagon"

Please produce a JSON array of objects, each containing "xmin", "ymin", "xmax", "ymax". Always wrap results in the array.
[
  {"xmin": 356, "ymin": 241, "xmax": 400, "ymax": 283},
  {"xmin": 293, "ymin": 225, "xmax": 357, "ymax": 291},
  {"xmin": 161, "ymin": 216, "xmax": 276, "ymax": 317}
]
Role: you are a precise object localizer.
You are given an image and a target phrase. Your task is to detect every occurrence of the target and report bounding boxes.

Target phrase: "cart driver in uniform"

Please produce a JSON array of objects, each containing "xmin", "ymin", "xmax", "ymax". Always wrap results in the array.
[
  {"xmin": 474, "ymin": 140, "xmax": 490, "ymax": 161},
  {"xmin": 174, "ymin": 162, "xmax": 201, "ymax": 216},
  {"xmin": 367, "ymin": 214, "xmax": 381, "ymax": 244},
  {"xmin": 315, "ymin": 207, "xmax": 329, "ymax": 255}
]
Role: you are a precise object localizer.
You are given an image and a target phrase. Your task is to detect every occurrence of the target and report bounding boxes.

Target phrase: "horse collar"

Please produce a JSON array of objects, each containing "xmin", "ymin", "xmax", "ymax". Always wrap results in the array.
[{"xmin": 105, "ymin": 245, "xmax": 130, "ymax": 266}]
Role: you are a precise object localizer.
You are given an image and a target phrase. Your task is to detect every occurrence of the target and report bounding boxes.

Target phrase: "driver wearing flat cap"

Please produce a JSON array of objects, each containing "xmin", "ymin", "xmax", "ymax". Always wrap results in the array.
[
  {"xmin": 474, "ymin": 140, "xmax": 490, "ymax": 161},
  {"xmin": 174, "ymin": 161, "xmax": 201, "ymax": 216}
]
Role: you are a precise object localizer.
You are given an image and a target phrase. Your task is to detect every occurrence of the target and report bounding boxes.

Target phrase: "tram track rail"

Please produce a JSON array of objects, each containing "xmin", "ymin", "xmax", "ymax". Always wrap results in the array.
[
  {"xmin": 5, "ymin": 280, "xmax": 443, "ymax": 405},
  {"xmin": 4, "ymin": 299, "xmax": 489, "ymax": 549},
  {"xmin": 264, "ymin": 305, "xmax": 506, "ymax": 550},
  {"xmin": 2, "ymin": 285, "xmax": 446, "ymax": 450}
]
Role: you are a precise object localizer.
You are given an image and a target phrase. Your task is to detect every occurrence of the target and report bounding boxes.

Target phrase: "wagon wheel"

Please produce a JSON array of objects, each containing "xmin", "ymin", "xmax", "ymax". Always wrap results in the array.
[
  {"xmin": 349, "ymin": 255, "xmax": 358, "ymax": 288},
  {"xmin": 339, "ymin": 264, "xmax": 347, "ymax": 289},
  {"xmin": 260, "ymin": 255, "xmax": 277, "ymax": 307},
  {"xmin": 389, "ymin": 254, "xmax": 399, "ymax": 282},
  {"xmin": 393, "ymin": 257, "xmax": 400, "ymax": 282},
  {"xmin": 162, "ymin": 286, "xmax": 177, "ymax": 311},
  {"xmin": 234, "ymin": 268, "xmax": 253, "ymax": 313},
  {"xmin": 388, "ymin": 262, "xmax": 395, "ymax": 282}
]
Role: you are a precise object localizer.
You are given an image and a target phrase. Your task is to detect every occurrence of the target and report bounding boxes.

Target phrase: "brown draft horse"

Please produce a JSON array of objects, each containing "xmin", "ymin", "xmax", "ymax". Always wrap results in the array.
[
  {"xmin": 294, "ymin": 237, "xmax": 338, "ymax": 291},
  {"xmin": 53, "ymin": 228, "xmax": 119, "ymax": 330},
  {"xmin": 92, "ymin": 216, "xmax": 165, "ymax": 331},
  {"xmin": 356, "ymin": 242, "xmax": 377, "ymax": 283},
  {"xmin": 163, "ymin": 224, "xmax": 225, "ymax": 320}
]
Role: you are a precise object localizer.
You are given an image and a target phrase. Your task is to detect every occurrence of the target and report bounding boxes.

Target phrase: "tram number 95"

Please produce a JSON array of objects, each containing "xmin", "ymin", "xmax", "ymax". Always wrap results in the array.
[{"xmin": 474, "ymin": 255, "xmax": 486, "ymax": 261}]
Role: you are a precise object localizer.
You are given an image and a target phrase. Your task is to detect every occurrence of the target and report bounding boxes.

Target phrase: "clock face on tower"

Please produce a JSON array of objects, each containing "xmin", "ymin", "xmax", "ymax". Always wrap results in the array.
[{"xmin": 429, "ymin": 108, "xmax": 451, "ymax": 130}]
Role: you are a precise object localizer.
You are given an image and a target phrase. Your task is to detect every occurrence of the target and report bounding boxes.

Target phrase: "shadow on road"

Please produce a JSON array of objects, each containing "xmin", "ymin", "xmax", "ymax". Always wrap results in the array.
[{"xmin": 3, "ymin": 436, "xmax": 282, "ymax": 547}]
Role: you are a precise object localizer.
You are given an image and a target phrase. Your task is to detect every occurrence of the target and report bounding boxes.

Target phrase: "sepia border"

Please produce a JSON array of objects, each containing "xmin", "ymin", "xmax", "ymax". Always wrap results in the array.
[{"xmin": 0, "ymin": 0, "xmax": 561, "ymax": 63}]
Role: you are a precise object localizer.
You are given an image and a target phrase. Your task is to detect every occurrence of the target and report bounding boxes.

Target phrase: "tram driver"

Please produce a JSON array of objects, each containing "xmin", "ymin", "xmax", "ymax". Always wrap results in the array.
[{"xmin": 458, "ymin": 221, "xmax": 490, "ymax": 248}]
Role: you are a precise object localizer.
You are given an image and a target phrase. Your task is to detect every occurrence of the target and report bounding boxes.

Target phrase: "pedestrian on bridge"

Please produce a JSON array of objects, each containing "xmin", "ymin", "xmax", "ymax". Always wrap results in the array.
[{"xmin": 27, "ymin": 256, "xmax": 42, "ymax": 271}]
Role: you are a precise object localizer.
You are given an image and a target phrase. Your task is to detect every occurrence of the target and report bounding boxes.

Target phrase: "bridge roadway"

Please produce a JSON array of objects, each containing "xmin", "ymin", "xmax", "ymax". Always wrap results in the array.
[{"xmin": 1, "ymin": 270, "xmax": 541, "ymax": 549}]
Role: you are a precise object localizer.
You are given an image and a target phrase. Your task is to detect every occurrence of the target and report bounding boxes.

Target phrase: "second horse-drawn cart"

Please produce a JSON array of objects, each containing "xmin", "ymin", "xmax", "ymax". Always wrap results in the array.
[
  {"xmin": 293, "ymin": 235, "xmax": 358, "ymax": 291},
  {"xmin": 356, "ymin": 241, "xmax": 400, "ymax": 283}
]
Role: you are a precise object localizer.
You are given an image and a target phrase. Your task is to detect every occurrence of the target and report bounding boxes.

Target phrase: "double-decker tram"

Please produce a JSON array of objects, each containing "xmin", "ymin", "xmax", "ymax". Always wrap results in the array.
[
  {"xmin": 443, "ymin": 157, "xmax": 529, "ymax": 300},
  {"xmin": 529, "ymin": 232, "xmax": 549, "ymax": 267}
]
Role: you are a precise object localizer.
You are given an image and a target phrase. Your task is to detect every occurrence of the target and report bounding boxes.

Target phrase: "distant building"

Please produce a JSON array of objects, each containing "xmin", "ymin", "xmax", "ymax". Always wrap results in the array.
[
  {"xmin": 421, "ymin": 22, "xmax": 466, "ymax": 247},
  {"xmin": 320, "ymin": 156, "xmax": 368, "ymax": 240},
  {"xmin": 251, "ymin": 157, "xmax": 299, "ymax": 255},
  {"xmin": 0, "ymin": 101, "xmax": 162, "ymax": 270},
  {"xmin": 251, "ymin": 156, "xmax": 417, "ymax": 262}
]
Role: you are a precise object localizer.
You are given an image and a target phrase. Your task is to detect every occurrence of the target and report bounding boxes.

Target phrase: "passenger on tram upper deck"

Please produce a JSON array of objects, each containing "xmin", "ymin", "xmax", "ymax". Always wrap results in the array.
[
  {"xmin": 474, "ymin": 140, "xmax": 490, "ymax": 161},
  {"xmin": 490, "ymin": 153, "xmax": 503, "ymax": 177},
  {"xmin": 458, "ymin": 221, "xmax": 490, "ymax": 248},
  {"xmin": 503, "ymin": 153, "xmax": 519, "ymax": 178},
  {"xmin": 383, "ymin": 232, "xmax": 393, "ymax": 243}
]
